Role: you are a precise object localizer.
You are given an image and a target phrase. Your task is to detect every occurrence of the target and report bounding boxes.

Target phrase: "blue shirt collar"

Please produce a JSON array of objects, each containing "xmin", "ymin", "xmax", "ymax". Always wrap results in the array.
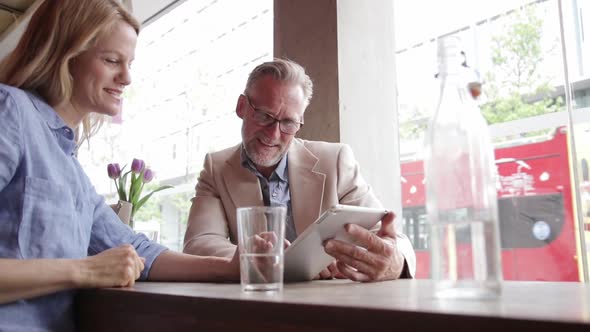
[
  {"xmin": 240, "ymin": 144, "xmax": 288, "ymax": 181},
  {"xmin": 26, "ymin": 90, "xmax": 71, "ymax": 131},
  {"xmin": 26, "ymin": 90, "xmax": 76, "ymax": 152}
]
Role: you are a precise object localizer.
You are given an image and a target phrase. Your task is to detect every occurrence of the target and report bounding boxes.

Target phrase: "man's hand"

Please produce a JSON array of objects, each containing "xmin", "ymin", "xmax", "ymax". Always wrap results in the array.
[
  {"xmin": 243, "ymin": 232, "xmax": 290, "ymax": 283},
  {"xmin": 323, "ymin": 212, "xmax": 405, "ymax": 282},
  {"xmin": 314, "ymin": 261, "xmax": 346, "ymax": 280},
  {"xmin": 251, "ymin": 232, "xmax": 279, "ymax": 253}
]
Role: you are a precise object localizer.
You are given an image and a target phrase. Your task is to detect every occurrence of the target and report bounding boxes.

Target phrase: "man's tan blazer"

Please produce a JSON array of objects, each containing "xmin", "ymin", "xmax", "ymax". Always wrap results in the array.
[{"xmin": 183, "ymin": 138, "xmax": 416, "ymax": 276}]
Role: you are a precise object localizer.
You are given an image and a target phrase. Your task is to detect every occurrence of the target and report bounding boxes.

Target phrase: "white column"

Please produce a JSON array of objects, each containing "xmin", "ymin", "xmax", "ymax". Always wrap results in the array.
[{"xmin": 274, "ymin": 0, "xmax": 401, "ymax": 212}]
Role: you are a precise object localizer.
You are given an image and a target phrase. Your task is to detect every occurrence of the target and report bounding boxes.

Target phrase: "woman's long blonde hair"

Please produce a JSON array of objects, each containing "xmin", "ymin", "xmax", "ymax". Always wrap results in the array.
[{"xmin": 0, "ymin": 0, "xmax": 140, "ymax": 143}]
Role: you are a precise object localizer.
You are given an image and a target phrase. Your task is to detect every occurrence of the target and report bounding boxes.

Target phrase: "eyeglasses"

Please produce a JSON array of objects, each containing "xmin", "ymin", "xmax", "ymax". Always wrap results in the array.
[{"xmin": 243, "ymin": 94, "xmax": 304, "ymax": 135}]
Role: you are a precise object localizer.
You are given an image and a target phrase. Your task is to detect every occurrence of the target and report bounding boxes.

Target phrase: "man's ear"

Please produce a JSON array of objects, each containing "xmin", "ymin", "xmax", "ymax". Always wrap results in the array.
[{"xmin": 236, "ymin": 95, "xmax": 246, "ymax": 119}]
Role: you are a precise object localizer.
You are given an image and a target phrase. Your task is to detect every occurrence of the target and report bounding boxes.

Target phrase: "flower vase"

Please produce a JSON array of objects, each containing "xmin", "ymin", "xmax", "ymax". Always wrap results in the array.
[{"xmin": 110, "ymin": 200, "xmax": 133, "ymax": 228}]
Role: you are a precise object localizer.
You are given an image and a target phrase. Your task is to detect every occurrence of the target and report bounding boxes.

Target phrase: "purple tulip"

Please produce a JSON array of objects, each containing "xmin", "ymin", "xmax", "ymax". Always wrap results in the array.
[
  {"xmin": 107, "ymin": 163, "xmax": 121, "ymax": 179},
  {"xmin": 131, "ymin": 158, "xmax": 145, "ymax": 173},
  {"xmin": 143, "ymin": 168, "xmax": 154, "ymax": 183}
]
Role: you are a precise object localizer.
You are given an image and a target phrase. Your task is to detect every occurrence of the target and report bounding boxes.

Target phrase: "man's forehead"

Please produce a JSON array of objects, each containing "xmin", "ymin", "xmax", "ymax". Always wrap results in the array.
[{"xmin": 250, "ymin": 78, "xmax": 304, "ymax": 102}]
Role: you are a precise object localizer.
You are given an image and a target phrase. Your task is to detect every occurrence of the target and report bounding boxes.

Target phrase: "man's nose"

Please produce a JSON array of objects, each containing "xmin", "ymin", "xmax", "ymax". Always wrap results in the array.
[{"xmin": 263, "ymin": 120, "xmax": 282, "ymax": 139}]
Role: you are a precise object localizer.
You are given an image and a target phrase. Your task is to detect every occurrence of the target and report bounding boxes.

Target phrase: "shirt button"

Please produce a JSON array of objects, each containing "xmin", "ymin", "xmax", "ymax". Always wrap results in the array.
[{"xmin": 272, "ymin": 191, "xmax": 277, "ymax": 197}]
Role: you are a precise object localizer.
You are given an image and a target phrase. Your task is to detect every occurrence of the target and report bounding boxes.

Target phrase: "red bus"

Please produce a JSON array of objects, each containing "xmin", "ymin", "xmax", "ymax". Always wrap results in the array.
[{"xmin": 401, "ymin": 127, "xmax": 589, "ymax": 281}]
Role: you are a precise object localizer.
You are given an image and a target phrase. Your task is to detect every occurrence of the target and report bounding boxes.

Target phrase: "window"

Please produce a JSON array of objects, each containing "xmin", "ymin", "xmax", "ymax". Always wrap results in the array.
[
  {"xmin": 395, "ymin": 0, "xmax": 589, "ymax": 281},
  {"xmin": 78, "ymin": 0, "xmax": 273, "ymax": 251}
]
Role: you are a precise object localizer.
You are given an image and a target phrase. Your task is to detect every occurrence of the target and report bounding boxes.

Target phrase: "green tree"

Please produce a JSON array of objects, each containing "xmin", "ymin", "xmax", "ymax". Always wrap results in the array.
[
  {"xmin": 481, "ymin": 4, "xmax": 562, "ymax": 124},
  {"xmin": 398, "ymin": 3, "xmax": 561, "ymax": 142}
]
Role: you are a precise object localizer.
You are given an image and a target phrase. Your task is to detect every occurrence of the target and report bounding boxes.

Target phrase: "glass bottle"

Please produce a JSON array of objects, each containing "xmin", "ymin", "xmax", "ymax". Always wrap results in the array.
[{"xmin": 424, "ymin": 35, "xmax": 503, "ymax": 299}]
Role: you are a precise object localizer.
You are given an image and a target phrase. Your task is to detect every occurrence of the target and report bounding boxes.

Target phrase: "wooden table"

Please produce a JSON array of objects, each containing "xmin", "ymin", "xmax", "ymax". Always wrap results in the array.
[{"xmin": 75, "ymin": 279, "xmax": 590, "ymax": 331}]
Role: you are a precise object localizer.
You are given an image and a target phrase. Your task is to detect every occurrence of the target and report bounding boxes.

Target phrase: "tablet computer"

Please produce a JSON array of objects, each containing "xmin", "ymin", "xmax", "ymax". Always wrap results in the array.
[{"xmin": 283, "ymin": 204, "xmax": 387, "ymax": 282}]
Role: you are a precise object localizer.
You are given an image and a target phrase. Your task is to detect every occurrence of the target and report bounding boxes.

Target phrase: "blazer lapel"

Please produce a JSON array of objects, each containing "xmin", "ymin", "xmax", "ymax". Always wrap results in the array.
[
  {"xmin": 222, "ymin": 146, "xmax": 264, "ymax": 209},
  {"xmin": 288, "ymin": 139, "xmax": 326, "ymax": 235}
]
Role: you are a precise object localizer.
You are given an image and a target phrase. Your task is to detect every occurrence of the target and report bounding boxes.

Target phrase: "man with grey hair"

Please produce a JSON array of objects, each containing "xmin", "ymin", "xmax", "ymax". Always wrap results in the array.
[{"xmin": 184, "ymin": 58, "xmax": 415, "ymax": 281}]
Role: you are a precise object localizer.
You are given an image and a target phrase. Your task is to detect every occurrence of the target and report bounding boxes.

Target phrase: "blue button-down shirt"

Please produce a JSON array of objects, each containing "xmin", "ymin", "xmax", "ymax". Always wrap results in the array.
[
  {"xmin": 240, "ymin": 147, "xmax": 297, "ymax": 242},
  {"xmin": 0, "ymin": 84, "xmax": 167, "ymax": 332}
]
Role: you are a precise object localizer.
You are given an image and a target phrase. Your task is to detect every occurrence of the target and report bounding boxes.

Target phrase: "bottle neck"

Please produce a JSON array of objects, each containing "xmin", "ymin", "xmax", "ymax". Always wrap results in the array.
[{"xmin": 436, "ymin": 55, "xmax": 472, "ymax": 110}]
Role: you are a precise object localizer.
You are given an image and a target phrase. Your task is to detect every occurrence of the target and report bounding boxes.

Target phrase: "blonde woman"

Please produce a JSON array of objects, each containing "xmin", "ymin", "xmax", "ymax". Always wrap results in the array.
[{"xmin": 0, "ymin": 1, "xmax": 238, "ymax": 330}]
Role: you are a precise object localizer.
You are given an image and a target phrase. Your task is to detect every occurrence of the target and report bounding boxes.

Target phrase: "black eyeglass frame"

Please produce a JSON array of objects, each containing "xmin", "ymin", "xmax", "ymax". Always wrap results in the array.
[{"xmin": 242, "ymin": 94, "xmax": 304, "ymax": 135}]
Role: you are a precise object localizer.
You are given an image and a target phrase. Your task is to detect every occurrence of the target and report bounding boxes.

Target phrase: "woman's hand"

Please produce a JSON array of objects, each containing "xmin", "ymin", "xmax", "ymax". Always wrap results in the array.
[{"xmin": 76, "ymin": 244, "xmax": 145, "ymax": 288}]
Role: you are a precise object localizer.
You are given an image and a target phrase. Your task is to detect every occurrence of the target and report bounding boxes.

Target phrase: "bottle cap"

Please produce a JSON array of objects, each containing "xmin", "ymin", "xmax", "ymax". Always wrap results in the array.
[
  {"xmin": 437, "ymin": 35, "xmax": 461, "ymax": 58},
  {"xmin": 437, "ymin": 35, "xmax": 463, "ymax": 73}
]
